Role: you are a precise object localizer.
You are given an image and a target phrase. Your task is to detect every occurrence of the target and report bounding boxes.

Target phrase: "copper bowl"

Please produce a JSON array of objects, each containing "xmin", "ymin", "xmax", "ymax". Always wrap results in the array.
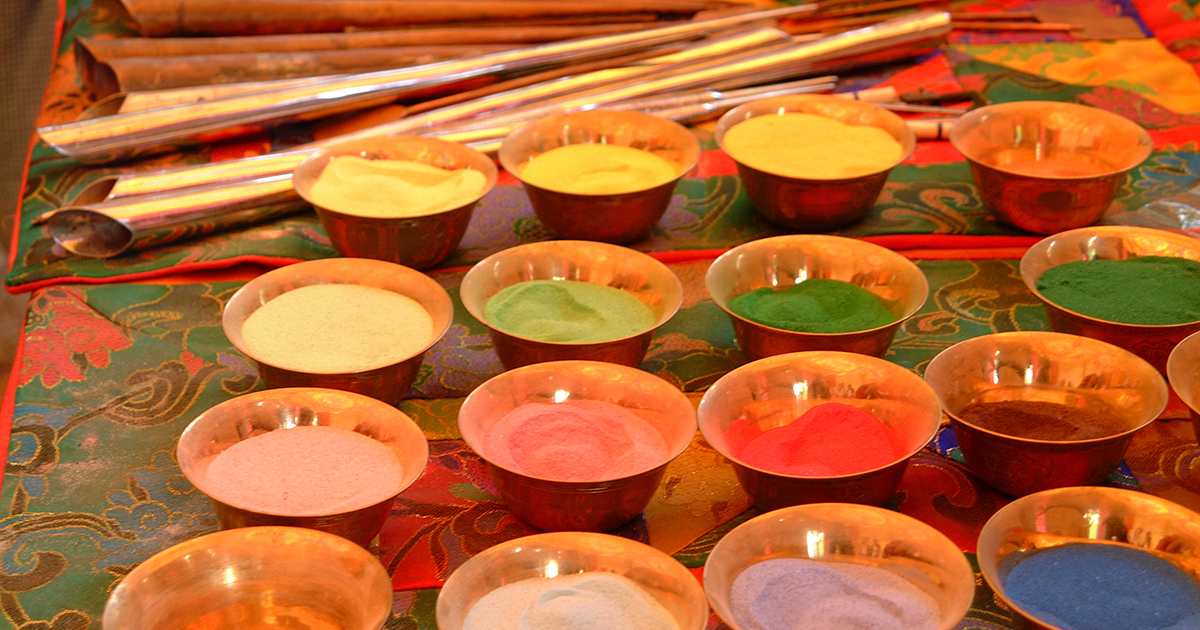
[
  {"xmin": 713, "ymin": 94, "xmax": 916, "ymax": 232},
  {"xmin": 1019, "ymin": 225, "xmax": 1200, "ymax": 374},
  {"xmin": 498, "ymin": 109, "xmax": 700, "ymax": 244},
  {"xmin": 459, "ymin": 240, "xmax": 682, "ymax": 369},
  {"xmin": 705, "ymin": 234, "xmax": 928, "ymax": 360},
  {"xmin": 457, "ymin": 360, "xmax": 695, "ymax": 532},
  {"xmin": 977, "ymin": 486, "xmax": 1200, "ymax": 630},
  {"xmin": 223, "ymin": 257, "xmax": 454, "ymax": 405},
  {"xmin": 103, "ymin": 526, "xmax": 393, "ymax": 630},
  {"xmin": 1168, "ymin": 330, "xmax": 1200, "ymax": 441},
  {"xmin": 704, "ymin": 504, "xmax": 975, "ymax": 630},
  {"xmin": 293, "ymin": 135, "xmax": 498, "ymax": 269},
  {"xmin": 924, "ymin": 331, "xmax": 1168, "ymax": 497},
  {"xmin": 177, "ymin": 388, "xmax": 429, "ymax": 547},
  {"xmin": 696, "ymin": 351, "xmax": 942, "ymax": 511},
  {"xmin": 436, "ymin": 532, "xmax": 708, "ymax": 630},
  {"xmin": 949, "ymin": 101, "xmax": 1152, "ymax": 234}
]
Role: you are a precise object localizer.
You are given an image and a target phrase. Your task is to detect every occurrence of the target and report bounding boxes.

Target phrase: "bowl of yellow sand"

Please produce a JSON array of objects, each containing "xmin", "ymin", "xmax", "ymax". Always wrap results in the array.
[
  {"xmin": 498, "ymin": 109, "xmax": 701, "ymax": 244},
  {"xmin": 714, "ymin": 94, "xmax": 916, "ymax": 233}
]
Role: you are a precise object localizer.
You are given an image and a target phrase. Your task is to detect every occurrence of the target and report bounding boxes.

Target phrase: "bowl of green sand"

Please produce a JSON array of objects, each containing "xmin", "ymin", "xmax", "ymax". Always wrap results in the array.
[
  {"xmin": 706, "ymin": 235, "xmax": 928, "ymax": 361},
  {"xmin": 460, "ymin": 240, "xmax": 683, "ymax": 370},
  {"xmin": 1020, "ymin": 225, "xmax": 1200, "ymax": 374}
]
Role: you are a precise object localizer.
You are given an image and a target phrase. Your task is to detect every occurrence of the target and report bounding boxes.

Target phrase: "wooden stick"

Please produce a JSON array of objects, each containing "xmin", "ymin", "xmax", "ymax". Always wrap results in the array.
[
  {"xmin": 953, "ymin": 20, "xmax": 1080, "ymax": 31},
  {"xmin": 812, "ymin": 0, "xmax": 943, "ymax": 19}
]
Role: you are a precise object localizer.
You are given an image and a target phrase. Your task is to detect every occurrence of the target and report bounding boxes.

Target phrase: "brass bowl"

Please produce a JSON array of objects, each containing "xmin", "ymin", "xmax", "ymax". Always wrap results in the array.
[
  {"xmin": 459, "ymin": 240, "xmax": 682, "ymax": 370},
  {"xmin": 713, "ymin": 94, "xmax": 916, "ymax": 232},
  {"xmin": 293, "ymin": 135, "xmax": 498, "ymax": 269},
  {"xmin": 1167, "ymin": 330, "xmax": 1200, "ymax": 440},
  {"xmin": 696, "ymin": 351, "xmax": 942, "ymax": 511},
  {"xmin": 705, "ymin": 234, "xmax": 929, "ymax": 360},
  {"xmin": 949, "ymin": 101, "xmax": 1152, "ymax": 234},
  {"xmin": 457, "ymin": 360, "xmax": 695, "ymax": 532},
  {"xmin": 103, "ymin": 526, "xmax": 393, "ymax": 630},
  {"xmin": 977, "ymin": 486, "xmax": 1200, "ymax": 630},
  {"xmin": 223, "ymin": 257, "xmax": 454, "ymax": 405},
  {"xmin": 704, "ymin": 504, "xmax": 975, "ymax": 630},
  {"xmin": 436, "ymin": 531, "xmax": 708, "ymax": 630},
  {"xmin": 498, "ymin": 109, "xmax": 700, "ymax": 244},
  {"xmin": 1020, "ymin": 225, "xmax": 1200, "ymax": 374},
  {"xmin": 177, "ymin": 387, "xmax": 429, "ymax": 547},
  {"xmin": 924, "ymin": 331, "xmax": 1168, "ymax": 497}
]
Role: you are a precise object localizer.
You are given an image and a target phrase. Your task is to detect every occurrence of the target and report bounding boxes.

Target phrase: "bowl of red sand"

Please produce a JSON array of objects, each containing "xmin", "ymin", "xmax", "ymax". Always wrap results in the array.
[
  {"xmin": 292, "ymin": 134, "xmax": 498, "ymax": 270},
  {"xmin": 177, "ymin": 387, "xmax": 429, "ymax": 547},
  {"xmin": 223, "ymin": 257, "xmax": 454, "ymax": 406},
  {"xmin": 978, "ymin": 486, "xmax": 1200, "ymax": 630},
  {"xmin": 696, "ymin": 351, "xmax": 942, "ymax": 511},
  {"xmin": 103, "ymin": 526, "xmax": 394, "ymax": 630},
  {"xmin": 1020, "ymin": 225, "xmax": 1200, "ymax": 375},
  {"xmin": 436, "ymin": 531, "xmax": 708, "ymax": 630},
  {"xmin": 924, "ymin": 331, "xmax": 1167, "ymax": 497},
  {"xmin": 459, "ymin": 240, "xmax": 683, "ymax": 370},
  {"xmin": 1168, "ymin": 331, "xmax": 1200, "ymax": 441},
  {"xmin": 713, "ymin": 94, "xmax": 916, "ymax": 233},
  {"xmin": 498, "ymin": 109, "xmax": 700, "ymax": 244},
  {"xmin": 457, "ymin": 360, "xmax": 695, "ymax": 532},
  {"xmin": 706, "ymin": 234, "xmax": 928, "ymax": 361},
  {"xmin": 704, "ymin": 504, "xmax": 975, "ymax": 630},
  {"xmin": 950, "ymin": 101, "xmax": 1152, "ymax": 235}
]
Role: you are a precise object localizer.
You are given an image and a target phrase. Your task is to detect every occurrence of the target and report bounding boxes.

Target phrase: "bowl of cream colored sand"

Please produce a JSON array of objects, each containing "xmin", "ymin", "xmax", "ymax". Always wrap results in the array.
[
  {"xmin": 176, "ymin": 388, "xmax": 429, "ymax": 548},
  {"xmin": 704, "ymin": 504, "xmax": 974, "ymax": 630},
  {"xmin": 293, "ymin": 134, "xmax": 498, "ymax": 270},
  {"xmin": 706, "ymin": 234, "xmax": 928, "ymax": 361},
  {"xmin": 714, "ymin": 94, "xmax": 916, "ymax": 233},
  {"xmin": 103, "ymin": 526, "xmax": 394, "ymax": 630},
  {"xmin": 498, "ymin": 109, "xmax": 700, "ymax": 244},
  {"xmin": 223, "ymin": 257, "xmax": 453, "ymax": 405},
  {"xmin": 459, "ymin": 240, "xmax": 682, "ymax": 370},
  {"xmin": 457, "ymin": 360, "xmax": 696, "ymax": 532},
  {"xmin": 697, "ymin": 351, "xmax": 942, "ymax": 512},
  {"xmin": 1020, "ymin": 225, "xmax": 1200, "ymax": 374},
  {"xmin": 437, "ymin": 531, "xmax": 708, "ymax": 630}
]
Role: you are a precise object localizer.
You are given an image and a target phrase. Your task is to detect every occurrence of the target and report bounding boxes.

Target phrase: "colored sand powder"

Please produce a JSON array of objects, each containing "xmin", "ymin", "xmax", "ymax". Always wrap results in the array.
[
  {"xmin": 240, "ymin": 283, "xmax": 434, "ymax": 373},
  {"xmin": 728, "ymin": 279, "xmax": 896, "ymax": 334},
  {"xmin": 201, "ymin": 425, "xmax": 404, "ymax": 516},
  {"xmin": 733, "ymin": 402, "xmax": 905, "ymax": 476},
  {"xmin": 462, "ymin": 572, "xmax": 679, "ymax": 630},
  {"xmin": 1002, "ymin": 543, "xmax": 1200, "ymax": 630},
  {"xmin": 484, "ymin": 279, "xmax": 657, "ymax": 343},
  {"xmin": 722, "ymin": 112, "xmax": 904, "ymax": 179},
  {"xmin": 1036, "ymin": 256, "xmax": 1200, "ymax": 326},
  {"xmin": 481, "ymin": 399, "xmax": 669, "ymax": 481},
  {"xmin": 309, "ymin": 155, "xmax": 488, "ymax": 218},
  {"xmin": 517, "ymin": 143, "xmax": 679, "ymax": 195},
  {"xmin": 730, "ymin": 557, "xmax": 940, "ymax": 630},
  {"xmin": 958, "ymin": 400, "xmax": 1128, "ymax": 441}
]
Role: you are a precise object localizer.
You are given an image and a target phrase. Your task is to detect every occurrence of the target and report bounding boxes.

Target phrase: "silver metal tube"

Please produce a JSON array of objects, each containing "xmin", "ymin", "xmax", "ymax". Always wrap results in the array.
[{"xmin": 37, "ymin": 4, "xmax": 815, "ymax": 162}]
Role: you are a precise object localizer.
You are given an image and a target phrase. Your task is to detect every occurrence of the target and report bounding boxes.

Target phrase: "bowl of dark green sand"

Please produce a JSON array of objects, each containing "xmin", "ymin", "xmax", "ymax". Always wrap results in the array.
[
  {"xmin": 460, "ymin": 240, "xmax": 683, "ymax": 370},
  {"xmin": 924, "ymin": 331, "xmax": 1168, "ymax": 497},
  {"xmin": 1020, "ymin": 225, "xmax": 1200, "ymax": 374},
  {"xmin": 1167, "ymin": 330, "xmax": 1200, "ymax": 442},
  {"xmin": 977, "ymin": 486, "xmax": 1200, "ymax": 630},
  {"xmin": 705, "ymin": 235, "xmax": 928, "ymax": 361}
]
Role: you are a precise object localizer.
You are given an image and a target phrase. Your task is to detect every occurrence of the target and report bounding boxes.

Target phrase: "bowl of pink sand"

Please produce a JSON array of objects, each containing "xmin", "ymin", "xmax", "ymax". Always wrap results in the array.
[
  {"xmin": 706, "ymin": 234, "xmax": 928, "ymax": 361},
  {"xmin": 924, "ymin": 331, "xmax": 1168, "ymax": 497},
  {"xmin": 457, "ymin": 360, "xmax": 696, "ymax": 532},
  {"xmin": 223, "ymin": 257, "xmax": 454, "ymax": 406},
  {"xmin": 703, "ymin": 504, "xmax": 975, "ymax": 630},
  {"xmin": 436, "ymin": 532, "xmax": 708, "ymax": 630},
  {"xmin": 459, "ymin": 240, "xmax": 683, "ymax": 370},
  {"xmin": 177, "ymin": 387, "xmax": 429, "ymax": 548},
  {"xmin": 696, "ymin": 351, "xmax": 942, "ymax": 511}
]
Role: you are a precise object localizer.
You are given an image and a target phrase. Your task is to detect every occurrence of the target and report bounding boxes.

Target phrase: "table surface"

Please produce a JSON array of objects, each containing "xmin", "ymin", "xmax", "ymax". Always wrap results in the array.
[{"xmin": 3, "ymin": 0, "xmax": 1200, "ymax": 627}]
